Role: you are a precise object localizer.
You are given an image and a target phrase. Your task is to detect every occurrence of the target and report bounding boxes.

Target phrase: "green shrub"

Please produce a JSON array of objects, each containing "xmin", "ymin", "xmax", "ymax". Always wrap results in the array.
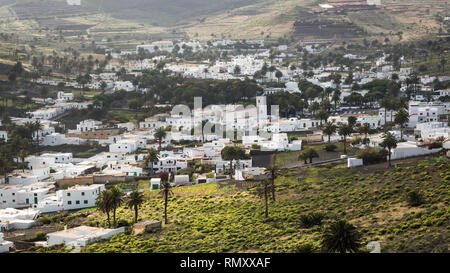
[
  {"xmin": 25, "ymin": 231, "xmax": 47, "ymax": 242},
  {"xmin": 324, "ymin": 144, "xmax": 337, "ymax": 152},
  {"xmin": 357, "ymin": 147, "xmax": 387, "ymax": 165},
  {"xmin": 251, "ymin": 144, "xmax": 261, "ymax": 150},
  {"xmin": 117, "ymin": 219, "xmax": 131, "ymax": 227},
  {"xmin": 299, "ymin": 212, "xmax": 325, "ymax": 228},
  {"xmin": 407, "ymin": 190, "xmax": 425, "ymax": 207},
  {"xmin": 292, "ymin": 243, "xmax": 316, "ymax": 253}
]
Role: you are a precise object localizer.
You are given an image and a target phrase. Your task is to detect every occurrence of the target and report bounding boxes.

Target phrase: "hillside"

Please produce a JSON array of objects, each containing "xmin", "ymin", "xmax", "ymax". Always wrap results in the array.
[
  {"xmin": 0, "ymin": 0, "xmax": 447, "ymax": 42},
  {"xmin": 29, "ymin": 156, "xmax": 450, "ymax": 253},
  {"xmin": 82, "ymin": 0, "xmax": 263, "ymax": 26}
]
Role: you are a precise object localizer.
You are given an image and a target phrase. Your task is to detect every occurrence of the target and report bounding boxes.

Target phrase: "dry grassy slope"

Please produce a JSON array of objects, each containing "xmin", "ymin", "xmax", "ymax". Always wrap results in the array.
[
  {"xmin": 29, "ymin": 157, "xmax": 450, "ymax": 253},
  {"xmin": 183, "ymin": 0, "xmax": 449, "ymax": 41}
]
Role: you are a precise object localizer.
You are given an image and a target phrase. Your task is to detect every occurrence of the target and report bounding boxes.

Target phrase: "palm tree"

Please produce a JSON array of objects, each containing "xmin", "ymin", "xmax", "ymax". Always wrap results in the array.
[
  {"xmin": 18, "ymin": 138, "xmax": 29, "ymax": 172},
  {"xmin": 110, "ymin": 187, "xmax": 123, "ymax": 227},
  {"xmin": 347, "ymin": 116, "xmax": 357, "ymax": 128},
  {"xmin": 323, "ymin": 122, "xmax": 336, "ymax": 143},
  {"xmin": 305, "ymin": 148, "xmax": 319, "ymax": 163},
  {"xmin": 143, "ymin": 148, "xmax": 159, "ymax": 176},
  {"xmin": 221, "ymin": 146, "xmax": 247, "ymax": 179},
  {"xmin": 298, "ymin": 151, "xmax": 309, "ymax": 164},
  {"xmin": 127, "ymin": 190, "xmax": 145, "ymax": 223},
  {"xmin": 332, "ymin": 89, "xmax": 341, "ymax": 110},
  {"xmin": 255, "ymin": 180, "xmax": 272, "ymax": 218},
  {"xmin": 18, "ymin": 149, "xmax": 28, "ymax": 173},
  {"xmin": 381, "ymin": 132, "xmax": 397, "ymax": 167},
  {"xmin": 33, "ymin": 120, "xmax": 43, "ymax": 151},
  {"xmin": 315, "ymin": 110, "xmax": 329, "ymax": 126},
  {"xmin": 154, "ymin": 127, "xmax": 167, "ymax": 151},
  {"xmin": 0, "ymin": 155, "xmax": 12, "ymax": 184},
  {"xmin": 159, "ymin": 180, "xmax": 173, "ymax": 224},
  {"xmin": 96, "ymin": 190, "xmax": 113, "ymax": 228},
  {"xmin": 359, "ymin": 123, "xmax": 371, "ymax": 140},
  {"xmin": 265, "ymin": 165, "xmax": 278, "ymax": 202},
  {"xmin": 275, "ymin": 70, "xmax": 283, "ymax": 83},
  {"xmin": 394, "ymin": 108, "xmax": 409, "ymax": 141},
  {"xmin": 322, "ymin": 220, "xmax": 361, "ymax": 253},
  {"xmin": 338, "ymin": 123, "xmax": 353, "ymax": 154}
]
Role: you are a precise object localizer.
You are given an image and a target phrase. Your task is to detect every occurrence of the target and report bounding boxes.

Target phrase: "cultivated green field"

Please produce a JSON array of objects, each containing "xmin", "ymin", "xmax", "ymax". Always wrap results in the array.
[{"xmin": 30, "ymin": 156, "xmax": 450, "ymax": 253}]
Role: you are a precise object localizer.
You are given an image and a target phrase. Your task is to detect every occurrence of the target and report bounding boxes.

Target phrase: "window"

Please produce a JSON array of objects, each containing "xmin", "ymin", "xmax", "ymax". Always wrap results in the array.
[
  {"xmin": 67, "ymin": 193, "xmax": 71, "ymax": 197},
  {"xmin": 76, "ymin": 200, "xmax": 80, "ymax": 205},
  {"xmin": 81, "ymin": 192, "xmax": 85, "ymax": 196},
  {"xmin": 68, "ymin": 201, "xmax": 72, "ymax": 205},
  {"xmin": 84, "ymin": 200, "xmax": 88, "ymax": 204}
]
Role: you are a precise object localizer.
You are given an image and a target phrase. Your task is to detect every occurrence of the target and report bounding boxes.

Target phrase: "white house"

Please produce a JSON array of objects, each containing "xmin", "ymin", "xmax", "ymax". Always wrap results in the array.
[
  {"xmin": 39, "ymin": 153, "xmax": 73, "ymax": 164},
  {"xmin": 57, "ymin": 91, "xmax": 74, "ymax": 101},
  {"xmin": 116, "ymin": 122, "xmax": 135, "ymax": 132},
  {"xmin": 77, "ymin": 120, "xmax": 103, "ymax": 132},
  {"xmin": 215, "ymin": 159, "xmax": 252, "ymax": 173},
  {"xmin": 35, "ymin": 184, "xmax": 104, "ymax": 213},
  {"xmin": 415, "ymin": 122, "xmax": 450, "ymax": 141},
  {"xmin": 409, "ymin": 101, "xmax": 448, "ymax": 125},
  {"xmin": 0, "ymin": 131, "xmax": 7, "ymax": 142},
  {"xmin": 47, "ymin": 226, "xmax": 125, "ymax": 247},
  {"xmin": 0, "ymin": 208, "xmax": 40, "ymax": 231},
  {"xmin": 389, "ymin": 142, "xmax": 442, "ymax": 160},
  {"xmin": 109, "ymin": 139, "xmax": 139, "ymax": 153},
  {"xmin": 43, "ymin": 133, "xmax": 86, "ymax": 146},
  {"xmin": 153, "ymin": 152, "xmax": 189, "ymax": 173},
  {"xmin": 150, "ymin": 178, "xmax": 161, "ymax": 190},
  {"xmin": 0, "ymin": 233, "xmax": 13, "ymax": 253},
  {"xmin": 139, "ymin": 117, "xmax": 165, "ymax": 130},
  {"xmin": 173, "ymin": 175, "xmax": 190, "ymax": 186},
  {"xmin": 57, "ymin": 184, "xmax": 104, "ymax": 211},
  {"xmin": 0, "ymin": 183, "xmax": 54, "ymax": 209}
]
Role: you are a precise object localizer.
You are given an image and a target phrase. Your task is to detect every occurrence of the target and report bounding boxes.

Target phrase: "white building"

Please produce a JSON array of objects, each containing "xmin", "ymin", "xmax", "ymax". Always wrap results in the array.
[
  {"xmin": 0, "ymin": 182, "xmax": 54, "ymax": 209},
  {"xmin": 390, "ymin": 142, "xmax": 442, "ymax": 160},
  {"xmin": 109, "ymin": 139, "xmax": 139, "ymax": 153},
  {"xmin": 43, "ymin": 133, "xmax": 86, "ymax": 146},
  {"xmin": 150, "ymin": 178, "xmax": 161, "ymax": 190},
  {"xmin": 409, "ymin": 101, "xmax": 448, "ymax": 125},
  {"xmin": 0, "ymin": 208, "xmax": 40, "ymax": 231},
  {"xmin": 415, "ymin": 122, "xmax": 450, "ymax": 141},
  {"xmin": 116, "ymin": 122, "xmax": 135, "ymax": 132},
  {"xmin": 216, "ymin": 159, "xmax": 252, "ymax": 173},
  {"xmin": 77, "ymin": 120, "xmax": 103, "ymax": 132},
  {"xmin": 153, "ymin": 152, "xmax": 189, "ymax": 173},
  {"xmin": 113, "ymin": 81, "xmax": 135, "ymax": 92},
  {"xmin": 47, "ymin": 225, "xmax": 125, "ymax": 247},
  {"xmin": 0, "ymin": 131, "xmax": 7, "ymax": 142},
  {"xmin": 0, "ymin": 232, "xmax": 13, "ymax": 253},
  {"xmin": 36, "ymin": 184, "xmax": 104, "ymax": 213},
  {"xmin": 137, "ymin": 41, "xmax": 174, "ymax": 53},
  {"xmin": 139, "ymin": 117, "xmax": 165, "ymax": 130},
  {"xmin": 57, "ymin": 91, "xmax": 74, "ymax": 101},
  {"xmin": 59, "ymin": 184, "xmax": 104, "ymax": 211}
]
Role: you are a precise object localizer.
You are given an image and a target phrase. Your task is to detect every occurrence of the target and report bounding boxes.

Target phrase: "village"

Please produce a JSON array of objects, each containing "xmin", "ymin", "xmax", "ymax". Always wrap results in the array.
[{"xmin": 0, "ymin": 32, "xmax": 450, "ymax": 253}]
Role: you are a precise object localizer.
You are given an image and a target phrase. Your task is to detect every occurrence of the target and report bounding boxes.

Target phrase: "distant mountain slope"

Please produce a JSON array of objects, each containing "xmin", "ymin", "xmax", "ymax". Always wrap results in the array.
[
  {"xmin": 4, "ymin": 0, "xmax": 449, "ymax": 41},
  {"xmin": 82, "ymin": 0, "xmax": 264, "ymax": 26}
]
